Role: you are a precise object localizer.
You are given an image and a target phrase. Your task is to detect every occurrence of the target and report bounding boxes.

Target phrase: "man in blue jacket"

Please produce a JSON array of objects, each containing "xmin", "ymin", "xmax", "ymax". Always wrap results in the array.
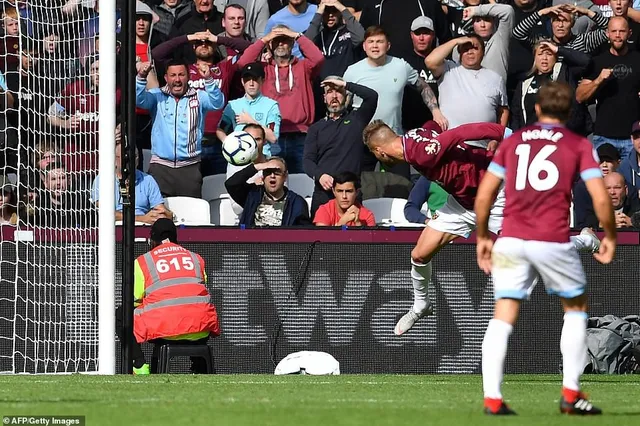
[
  {"xmin": 225, "ymin": 157, "xmax": 311, "ymax": 226},
  {"xmin": 136, "ymin": 59, "xmax": 225, "ymax": 197}
]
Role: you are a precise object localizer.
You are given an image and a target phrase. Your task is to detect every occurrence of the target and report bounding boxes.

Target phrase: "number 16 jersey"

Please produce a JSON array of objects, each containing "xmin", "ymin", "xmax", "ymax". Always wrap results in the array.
[{"xmin": 487, "ymin": 123, "xmax": 602, "ymax": 243}]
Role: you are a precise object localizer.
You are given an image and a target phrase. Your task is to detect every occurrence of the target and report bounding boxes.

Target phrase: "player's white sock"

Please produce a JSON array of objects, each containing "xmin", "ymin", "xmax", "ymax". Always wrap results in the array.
[
  {"xmin": 411, "ymin": 260, "xmax": 432, "ymax": 314},
  {"xmin": 482, "ymin": 318, "xmax": 513, "ymax": 399},
  {"xmin": 560, "ymin": 311, "xmax": 588, "ymax": 392}
]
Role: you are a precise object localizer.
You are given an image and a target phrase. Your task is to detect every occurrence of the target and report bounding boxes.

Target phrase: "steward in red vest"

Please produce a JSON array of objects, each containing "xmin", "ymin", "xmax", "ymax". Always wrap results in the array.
[{"xmin": 116, "ymin": 218, "xmax": 220, "ymax": 374}]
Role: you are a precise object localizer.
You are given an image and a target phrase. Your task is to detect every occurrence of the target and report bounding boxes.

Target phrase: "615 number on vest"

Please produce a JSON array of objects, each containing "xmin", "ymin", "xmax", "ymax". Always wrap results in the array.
[{"xmin": 155, "ymin": 257, "xmax": 195, "ymax": 273}]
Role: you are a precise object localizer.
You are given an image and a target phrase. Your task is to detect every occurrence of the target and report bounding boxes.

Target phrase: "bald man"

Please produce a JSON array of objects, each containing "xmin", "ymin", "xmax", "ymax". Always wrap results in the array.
[
  {"xmin": 577, "ymin": 16, "xmax": 640, "ymax": 160},
  {"xmin": 604, "ymin": 171, "xmax": 640, "ymax": 227}
]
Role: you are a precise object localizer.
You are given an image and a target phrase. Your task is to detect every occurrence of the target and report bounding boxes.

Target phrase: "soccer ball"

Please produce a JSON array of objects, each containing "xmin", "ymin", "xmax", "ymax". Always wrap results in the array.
[{"xmin": 222, "ymin": 131, "xmax": 259, "ymax": 166}]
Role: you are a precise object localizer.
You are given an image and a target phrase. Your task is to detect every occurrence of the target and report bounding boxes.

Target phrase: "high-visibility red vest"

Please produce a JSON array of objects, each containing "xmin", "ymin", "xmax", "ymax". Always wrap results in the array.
[{"xmin": 133, "ymin": 242, "xmax": 220, "ymax": 343}]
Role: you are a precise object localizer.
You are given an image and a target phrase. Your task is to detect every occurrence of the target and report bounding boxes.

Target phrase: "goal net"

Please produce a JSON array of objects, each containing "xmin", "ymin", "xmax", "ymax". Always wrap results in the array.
[{"xmin": 0, "ymin": 0, "xmax": 116, "ymax": 374}]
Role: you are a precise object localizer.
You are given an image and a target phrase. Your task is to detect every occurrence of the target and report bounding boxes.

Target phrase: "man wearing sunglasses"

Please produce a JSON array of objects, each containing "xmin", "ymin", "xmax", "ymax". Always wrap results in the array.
[{"xmin": 225, "ymin": 157, "xmax": 311, "ymax": 226}]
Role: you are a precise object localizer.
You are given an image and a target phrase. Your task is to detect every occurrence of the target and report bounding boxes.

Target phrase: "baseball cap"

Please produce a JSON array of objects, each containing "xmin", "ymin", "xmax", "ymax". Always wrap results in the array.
[
  {"xmin": 596, "ymin": 143, "xmax": 620, "ymax": 162},
  {"xmin": 411, "ymin": 16, "xmax": 434, "ymax": 32},
  {"xmin": 632, "ymin": 120, "xmax": 640, "ymax": 134},
  {"xmin": 241, "ymin": 62, "xmax": 265, "ymax": 79},
  {"xmin": 150, "ymin": 218, "xmax": 177, "ymax": 244}
]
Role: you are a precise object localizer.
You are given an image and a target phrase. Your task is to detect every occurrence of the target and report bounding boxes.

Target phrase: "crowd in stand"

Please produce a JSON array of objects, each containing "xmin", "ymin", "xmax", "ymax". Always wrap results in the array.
[{"xmin": 2, "ymin": 0, "xmax": 640, "ymax": 229}]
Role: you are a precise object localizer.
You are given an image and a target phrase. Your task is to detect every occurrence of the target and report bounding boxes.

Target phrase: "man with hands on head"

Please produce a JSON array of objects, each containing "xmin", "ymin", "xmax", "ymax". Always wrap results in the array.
[{"xmin": 303, "ymin": 75, "xmax": 378, "ymax": 218}]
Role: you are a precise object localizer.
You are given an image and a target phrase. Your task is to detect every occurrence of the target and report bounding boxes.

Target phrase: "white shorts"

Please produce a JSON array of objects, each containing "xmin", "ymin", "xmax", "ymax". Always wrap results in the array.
[
  {"xmin": 427, "ymin": 187, "xmax": 505, "ymax": 238},
  {"xmin": 491, "ymin": 237, "xmax": 587, "ymax": 301}
]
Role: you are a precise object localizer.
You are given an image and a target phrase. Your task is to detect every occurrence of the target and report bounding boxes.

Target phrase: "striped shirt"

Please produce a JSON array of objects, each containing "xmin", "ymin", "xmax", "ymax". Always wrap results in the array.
[{"xmin": 512, "ymin": 11, "xmax": 609, "ymax": 53}]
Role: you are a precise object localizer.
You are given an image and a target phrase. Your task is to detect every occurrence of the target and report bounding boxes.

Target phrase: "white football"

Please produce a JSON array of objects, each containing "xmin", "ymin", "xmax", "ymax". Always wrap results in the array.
[{"xmin": 222, "ymin": 131, "xmax": 259, "ymax": 166}]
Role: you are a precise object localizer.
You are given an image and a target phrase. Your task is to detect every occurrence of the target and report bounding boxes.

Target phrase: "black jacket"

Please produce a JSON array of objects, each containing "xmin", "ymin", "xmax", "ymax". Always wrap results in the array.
[
  {"xmin": 225, "ymin": 165, "xmax": 312, "ymax": 227},
  {"xmin": 170, "ymin": 7, "xmax": 224, "ymax": 62}
]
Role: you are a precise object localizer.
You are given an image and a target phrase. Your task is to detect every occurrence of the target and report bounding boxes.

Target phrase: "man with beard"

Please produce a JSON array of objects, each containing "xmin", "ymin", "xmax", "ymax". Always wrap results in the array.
[
  {"xmin": 305, "ymin": 0, "xmax": 365, "ymax": 80},
  {"xmin": 576, "ymin": 16, "xmax": 640, "ymax": 159},
  {"xmin": 136, "ymin": 59, "xmax": 225, "ymax": 197},
  {"xmin": 152, "ymin": 30, "xmax": 250, "ymax": 175},
  {"xmin": 303, "ymin": 76, "xmax": 378, "ymax": 218},
  {"xmin": 238, "ymin": 25, "xmax": 325, "ymax": 173},
  {"xmin": 263, "ymin": 0, "xmax": 318, "ymax": 58},
  {"xmin": 172, "ymin": 0, "xmax": 224, "ymax": 62}
]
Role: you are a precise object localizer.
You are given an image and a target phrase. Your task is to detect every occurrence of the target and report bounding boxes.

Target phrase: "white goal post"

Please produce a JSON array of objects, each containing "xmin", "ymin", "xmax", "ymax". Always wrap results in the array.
[{"xmin": 0, "ymin": 0, "xmax": 116, "ymax": 374}]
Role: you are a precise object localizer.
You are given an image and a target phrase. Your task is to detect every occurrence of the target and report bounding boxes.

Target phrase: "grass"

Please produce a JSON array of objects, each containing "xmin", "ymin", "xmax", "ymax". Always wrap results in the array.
[{"xmin": 0, "ymin": 375, "xmax": 638, "ymax": 425}]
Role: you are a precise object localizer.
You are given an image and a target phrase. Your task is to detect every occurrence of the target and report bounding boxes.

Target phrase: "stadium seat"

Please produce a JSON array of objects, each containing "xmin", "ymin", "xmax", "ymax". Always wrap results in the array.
[
  {"xmin": 363, "ymin": 198, "xmax": 410, "ymax": 225},
  {"xmin": 209, "ymin": 198, "xmax": 239, "ymax": 226},
  {"xmin": 165, "ymin": 197, "xmax": 211, "ymax": 225},
  {"xmin": 287, "ymin": 174, "xmax": 314, "ymax": 198},
  {"xmin": 202, "ymin": 174, "xmax": 229, "ymax": 201},
  {"xmin": 142, "ymin": 149, "xmax": 151, "ymax": 173},
  {"xmin": 155, "ymin": 343, "xmax": 215, "ymax": 374}
]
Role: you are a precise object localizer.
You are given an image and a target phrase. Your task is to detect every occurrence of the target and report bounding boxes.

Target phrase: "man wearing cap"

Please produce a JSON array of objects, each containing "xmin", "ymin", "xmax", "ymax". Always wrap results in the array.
[
  {"xmin": 574, "ymin": 142, "xmax": 627, "ymax": 228},
  {"xmin": 303, "ymin": 76, "xmax": 378, "ymax": 217},
  {"xmin": 618, "ymin": 121, "xmax": 640, "ymax": 200},
  {"xmin": 116, "ymin": 218, "xmax": 220, "ymax": 374},
  {"xmin": 217, "ymin": 62, "xmax": 281, "ymax": 157},
  {"xmin": 402, "ymin": 16, "xmax": 438, "ymax": 132}
]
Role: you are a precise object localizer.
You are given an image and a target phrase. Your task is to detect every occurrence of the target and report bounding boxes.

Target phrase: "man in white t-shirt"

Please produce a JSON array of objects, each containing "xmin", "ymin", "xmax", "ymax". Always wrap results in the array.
[{"xmin": 426, "ymin": 34, "xmax": 509, "ymax": 149}]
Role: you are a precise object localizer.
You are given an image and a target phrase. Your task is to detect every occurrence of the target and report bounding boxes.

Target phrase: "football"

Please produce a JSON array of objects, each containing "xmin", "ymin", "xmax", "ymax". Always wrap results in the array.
[{"xmin": 222, "ymin": 131, "xmax": 259, "ymax": 166}]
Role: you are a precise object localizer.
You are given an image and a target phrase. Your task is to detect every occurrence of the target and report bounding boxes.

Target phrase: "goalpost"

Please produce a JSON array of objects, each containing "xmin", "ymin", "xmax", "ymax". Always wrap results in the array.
[{"xmin": 0, "ymin": 0, "xmax": 116, "ymax": 373}]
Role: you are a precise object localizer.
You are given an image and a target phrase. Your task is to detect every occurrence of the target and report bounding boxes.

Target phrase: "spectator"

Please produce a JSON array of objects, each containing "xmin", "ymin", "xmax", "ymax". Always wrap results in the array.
[
  {"xmin": 225, "ymin": 157, "xmax": 311, "ymax": 226},
  {"xmin": 218, "ymin": 62, "xmax": 281, "ymax": 157},
  {"xmin": 595, "ymin": 0, "xmax": 640, "ymax": 50},
  {"xmin": 604, "ymin": 171, "xmax": 640, "ymax": 227},
  {"xmin": 303, "ymin": 77, "xmax": 378, "ymax": 217},
  {"xmin": 263, "ymin": 0, "xmax": 317, "ymax": 58},
  {"xmin": 619, "ymin": 120, "xmax": 640, "ymax": 199},
  {"xmin": 404, "ymin": 176, "xmax": 449, "ymax": 225},
  {"xmin": 453, "ymin": 3, "xmax": 514, "ymax": 82},
  {"xmin": 576, "ymin": 16, "xmax": 640, "ymax": 158},
  {"xmin": 0, "ymin": 6, "xmax": 19, "ymax": 73},
  {"xmin": 153, "ymin": 31, "xmax": 250, "ymax": 175},
  {"xmin": 136, "ymin": 59, "xmax": 225, "ymax": 197},
  {"xmin": 511, "ymin": 41, "xmax": 591, "ymax": 135},
  {"xmin": 238, "ymin": 25, "xmax": 325, "ymax": 173},
  {"xmin": 32, "ymin": 162, "xmax": 91, "ymax": 228},
  {"xmin": 305, "ymin": 0, "xmax": 365, "ymax": 80},
  {"xmin": 215, "ymin": 0, "xmax": 270, "ymax": 41},
  {"xmin": 48, "ymin": 57, "xmax": 119, "ymax": 183},
  {"xmin": 0, "ymin": 69, "xmax": 14, "ymax": 109},
  {"xmin": 0, "ymin": 176, "xmax": 18, "ymax": 225},
  {"xmin": 35, "ymin": 29, "xmax": 80, "ymax": 100},
  {"xmin": 344, "ymin": 26, "xmax": 447, "ymax": 176},
  {"xmin": 358, "ymin": 0, "xmax": 451, "ymax": 60},
  {"xmin": 425, "ymin": 35, "xmax": 508, "ymax": 149},
  {"xmin": 91, "ymin": 138, "xmax": 172, "ymax": 225},
  {"xmin": 402, "ymin": 17, "xmax": 438, "ymax": 131},
  {"xmin": 171, "ymin": 0, "xmax": 224, "ymax": 61},
  {"xmin": 512, "ymin": 4, "xmax": 608, "ymax": 54},
  {"xmin": 218, "ymin": 3, "xmax": 252, "ymax": 60},
  {"xmin": 574, "ymin": 142, "xmax": 624, "ymax": 228},
  {"xmin": 313, "ymin": 171, "xmax": 375, "ymax": 226},
  {"xmin": 153, "ymin": 0, "xmax": 193, "ymax": 40},
  {"xmin": 0, "ymin": 68, "xmax": 15, "ymax": 176}
]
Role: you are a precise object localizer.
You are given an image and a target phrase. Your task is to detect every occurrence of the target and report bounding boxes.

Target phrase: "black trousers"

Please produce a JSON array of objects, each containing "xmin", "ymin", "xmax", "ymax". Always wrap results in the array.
[
  {"xmin": 115, "ymin": 306, "xmax": 210, "ymax": 373},
  {"xmin": 148, "ymin": 162, "xmax": 203, "ymax": 198}
]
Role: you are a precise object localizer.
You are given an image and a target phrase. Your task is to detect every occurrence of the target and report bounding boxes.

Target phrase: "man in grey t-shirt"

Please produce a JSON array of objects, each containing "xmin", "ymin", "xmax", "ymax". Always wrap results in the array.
[{"xmin": 426, "ymin": 34, "xmax": 509, "ymax": 149}]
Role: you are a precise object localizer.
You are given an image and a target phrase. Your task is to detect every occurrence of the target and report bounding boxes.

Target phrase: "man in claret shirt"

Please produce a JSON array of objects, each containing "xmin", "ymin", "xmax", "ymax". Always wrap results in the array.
[
  {"xmin": 474, "ymin": 81, "xmax": 615, "ymax": 416},
  {"xmin": 362, "ymin": 118, "xmax": 601, "ymax": 337}
]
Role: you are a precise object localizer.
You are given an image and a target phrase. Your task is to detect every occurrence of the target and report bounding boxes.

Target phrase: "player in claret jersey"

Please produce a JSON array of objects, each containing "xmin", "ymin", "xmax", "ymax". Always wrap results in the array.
[
  {"xmin": 474, "ymin": 82, "xmax": 616, "ymax": 416},
  {"xmin": 362, "ymin": 119, "xmax": 601, "ymax": 337}
]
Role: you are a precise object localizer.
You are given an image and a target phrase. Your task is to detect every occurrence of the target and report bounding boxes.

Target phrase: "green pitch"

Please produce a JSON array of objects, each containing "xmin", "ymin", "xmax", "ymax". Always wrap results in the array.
[{"xmin": 1, "ymin": 374, "xmax": 639, "ymax": 426}]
